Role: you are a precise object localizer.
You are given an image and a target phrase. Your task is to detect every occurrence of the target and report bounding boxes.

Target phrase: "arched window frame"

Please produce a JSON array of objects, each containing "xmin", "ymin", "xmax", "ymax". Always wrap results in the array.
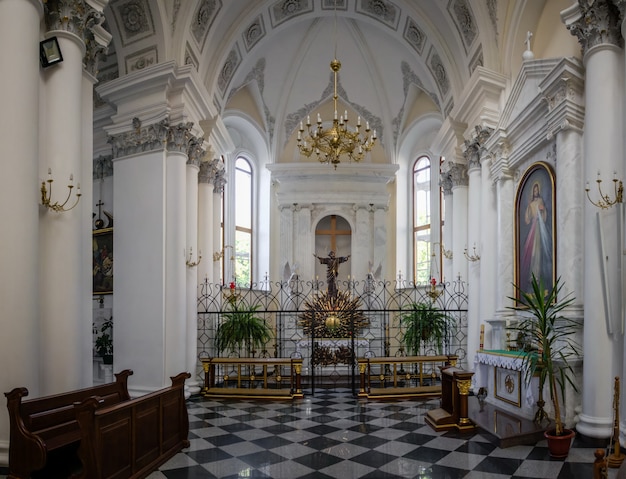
[
  {"xmin": 222, "ymin": 153, "xmax": 255, "ymax": 287},
  {"xmin": 411, "ymin": 155, "xmax": 444, "ymax": 284}
]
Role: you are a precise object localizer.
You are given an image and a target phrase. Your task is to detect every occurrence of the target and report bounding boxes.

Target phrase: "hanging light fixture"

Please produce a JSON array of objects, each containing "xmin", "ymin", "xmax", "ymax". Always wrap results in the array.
[{"xmin": 297, "ymin": 2, "xmax": 377, "ymax": 168}]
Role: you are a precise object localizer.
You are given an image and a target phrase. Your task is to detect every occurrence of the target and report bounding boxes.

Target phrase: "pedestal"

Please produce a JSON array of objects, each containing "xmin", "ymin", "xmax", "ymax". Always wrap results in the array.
[
  {"xmin": 100, "ymin": 363, "xmax": 113, "ymax": 384},
  {"xmin": 486, "ymin": 319, "xmax": 506, "ymax": 350},
  {"xmin": 425, "ymin": 366, "xmax": 476, "ymax": 432}
]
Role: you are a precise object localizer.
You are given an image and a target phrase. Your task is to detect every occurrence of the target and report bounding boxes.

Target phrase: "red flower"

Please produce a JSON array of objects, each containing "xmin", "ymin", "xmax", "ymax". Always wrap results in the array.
[
  {"xmin": 229, "ymin": 281, "xmax": 236, "ymax": 290},
  {"xmin": 430, "ymin": 277, "xmax": 437, "ymax": 286}
]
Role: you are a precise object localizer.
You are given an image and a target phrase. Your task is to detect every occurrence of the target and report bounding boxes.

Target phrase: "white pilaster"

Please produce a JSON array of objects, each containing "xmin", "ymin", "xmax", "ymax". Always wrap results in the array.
[
  {"xmin": 185, "ymin": 161, "xmax": 200, "ymax": 395},
  {"xmin": 39, "ymin": 29, "xmax": 89, "ymax": 395},
  {"xmin": 578, "ymin": 44, "xmax": 623, "ymax": 439},
  {"xmin": 495, "ymin": 174, "xmax": 515, "ymax": 313},
  {"xmin": 198, "ymin": 167, "xmax": 214, "ymax": 283},
  {"xmin": 466, "ymin": 163, "xmax": 481, "ymax": 372},
  {"xmin": 478, "ymin": 158, "xmax": 497, "ymax": 343},
  {"xmin": 0, "ymin": 0, "xmax": 43, "ymax": 464},
  {"xmin": 353, "ymin": 205, "xmax": 370, "ymax": 282}
]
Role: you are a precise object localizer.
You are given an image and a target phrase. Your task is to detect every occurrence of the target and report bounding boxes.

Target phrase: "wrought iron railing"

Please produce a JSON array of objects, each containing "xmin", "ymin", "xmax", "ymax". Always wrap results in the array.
[{"xmin": 196, "ymin": 277, "xmax": 468, "ymax": 395}]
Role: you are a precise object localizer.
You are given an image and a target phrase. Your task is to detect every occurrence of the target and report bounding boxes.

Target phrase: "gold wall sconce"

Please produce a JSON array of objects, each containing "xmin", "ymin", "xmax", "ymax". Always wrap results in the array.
[
  {"xmin": 586, "ymin": 172, "xmax": 623, "ymax": 209},
  {"xmin": 186, "ymin": 247, "xmax": 202, "ymax": 267},
  {"xmin": 41, "ymin": 168, "xmax": 81, "ymax": 212},
  {"xmin": 464, "ymin": 244, "xmax": 480, "ymax": 262}
]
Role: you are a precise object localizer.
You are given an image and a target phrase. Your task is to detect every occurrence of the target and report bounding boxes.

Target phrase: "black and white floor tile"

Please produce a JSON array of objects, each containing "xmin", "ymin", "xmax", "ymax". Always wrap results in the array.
[
  {"xmin": 0, "ymin": 389, "xmax": 617, "ymax": 479},
  {"xmin": 143, "ymin": 389, "xmax": 618, "ymax": 479}
]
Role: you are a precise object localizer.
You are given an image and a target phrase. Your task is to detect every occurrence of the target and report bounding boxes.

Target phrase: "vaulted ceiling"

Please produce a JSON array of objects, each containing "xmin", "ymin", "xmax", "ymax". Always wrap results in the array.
[{"xmin": 97, "ymin": 0, "xmax": 577, "ymax": 163}]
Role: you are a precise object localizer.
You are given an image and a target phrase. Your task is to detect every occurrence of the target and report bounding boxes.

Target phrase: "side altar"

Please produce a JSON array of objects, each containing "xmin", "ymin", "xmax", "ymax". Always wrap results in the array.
[{"xmin": 474, "ymin": 350, "xmax": 538, "ymax": 420}]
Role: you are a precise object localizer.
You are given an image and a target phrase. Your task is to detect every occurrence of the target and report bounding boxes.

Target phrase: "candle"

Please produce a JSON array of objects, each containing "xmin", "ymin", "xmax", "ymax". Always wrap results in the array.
[{"xmin": 480, "ymin": 324, "xmax": 485, "ymax": 351}]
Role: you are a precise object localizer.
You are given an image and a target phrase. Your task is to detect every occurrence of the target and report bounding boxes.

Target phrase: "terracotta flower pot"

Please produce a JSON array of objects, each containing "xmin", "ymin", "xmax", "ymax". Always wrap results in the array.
[{"xmin": 544, "ymin": 428, "xmax": 575, "ymax": 458}]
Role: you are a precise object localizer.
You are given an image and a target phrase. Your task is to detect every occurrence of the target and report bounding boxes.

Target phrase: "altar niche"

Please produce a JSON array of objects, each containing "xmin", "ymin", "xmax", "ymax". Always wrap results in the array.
[{"xmin": 315, "ymin": 215, "xmax": 352, "ymax": 284}]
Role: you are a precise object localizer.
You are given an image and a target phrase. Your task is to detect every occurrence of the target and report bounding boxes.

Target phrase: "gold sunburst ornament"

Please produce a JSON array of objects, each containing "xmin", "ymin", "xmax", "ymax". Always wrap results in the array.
[{"xmin": 299, "ymin": 290, "xmax": 369, "ymax": 338}]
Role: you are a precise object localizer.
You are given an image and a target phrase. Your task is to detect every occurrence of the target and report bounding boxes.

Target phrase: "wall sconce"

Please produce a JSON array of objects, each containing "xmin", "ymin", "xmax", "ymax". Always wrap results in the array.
[
  {"xmin": 432, "ymin": 242, "xmax": 453, "ymax": 260},
  {"xmin": 186, "ymin": 247, "xmax": 202, "ymax": 267},
  {"xmin": 41, "ymin": 168, "xmax": 81, "ymax": 212},
  {"xmin": 40, "ymin": 37, "xmax": 63, "ymax": 68},
  {"xmin": 213, "ymin": 245, "xmax": 234, "ymax": 262},
  {"xmin": 585, "ymin": 172, "xmax": 623, "ymax": 209},
  {"xmin": 464, "ymin": 244, "xmax": 480, "ymax": 262}
]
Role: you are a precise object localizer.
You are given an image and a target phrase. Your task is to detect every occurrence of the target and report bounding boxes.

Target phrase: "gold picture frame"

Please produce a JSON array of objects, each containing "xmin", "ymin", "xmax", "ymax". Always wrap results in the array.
[
  {"xmin": 93, "ymin": 227, "xmax": 113, "ymax": 295},
  {"xmin": 494, "ymin": 367, "xmax": 521, "ymax": 407},
  {"xmin": 514, "ymin": 162, "xmax": 556, "ymax": 304}
]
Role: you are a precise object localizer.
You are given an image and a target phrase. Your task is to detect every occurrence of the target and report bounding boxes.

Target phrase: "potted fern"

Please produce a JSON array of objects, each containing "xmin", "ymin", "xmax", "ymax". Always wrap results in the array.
[
  {"xmin": 216, "ymin": 288, "xmax": 272, "ymax": 355},
  {"xmin": 400, "ymin": 301, "xmax": 449, "ymax": 355},
  {"xmin": 94, "ymin": 316, "xmax": 113, "ymax": 365},
  {"xmin": 509, "ymin": 274, "xmax": 581, "ymax": 458}
]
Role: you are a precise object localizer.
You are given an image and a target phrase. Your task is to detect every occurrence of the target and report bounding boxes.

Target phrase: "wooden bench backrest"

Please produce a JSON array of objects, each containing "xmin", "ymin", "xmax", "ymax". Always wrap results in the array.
[
  {"xmin": 74, "ymin": 372, "xmax": 190, "ymax": 479},
  {"xmin": 17, "ymin": 369, "xmax": 132, "ymax": 435}
]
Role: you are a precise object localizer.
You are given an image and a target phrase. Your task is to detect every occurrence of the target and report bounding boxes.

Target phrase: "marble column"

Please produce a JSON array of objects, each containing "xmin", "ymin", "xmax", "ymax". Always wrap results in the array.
[
  {"xmin": 465, "ymin": 141, "xmax": 482, "ymax": 374},
  {"xmin": 213, "ymin": 169, "xmax": 226, "ymax": 284},
  {"xmin": 294, "ymin": 205, "xmax": 313, "ymax": 282},
  {"xmin": 479, "ymin": 156, "xmax": 498, "ymax": 345},
  {"xmin": 449, "ymin": 163, "xmax": 469, "ymax": 284},
  {"xmin": 185, "ymin": 141, "xmax": 203, "ymax": 396},
  {"xmin": 39, "ymin": 3, "xmax": 109, "ymax": 395},
  {"xmin": 198, "ymin": 161, "xmax": 215, "ymax": 284},
  {"xmin": 440, "ymin": 175, "xmax": 454, "ymax": 283},
  {"xmin": 373, "ymin": 205, "xmax": 387, "ymax": 282},
  {"xmin": 353, "ymin": 205, "xmax": 370, "ymax": 282},
  {"xmin": 563, "ymin": 0, "xmax": 623, "ymax": 440},
  {"xmin": 490, "ymin": 143, "xmax": 515, "ymax": 314},
  {"xmin": 0, "ymin": 0, "xmax": 43, "ymax": 464},
  {"xmin": 280, "ymin": 205, "xmax": 295, "ymax": 282}
]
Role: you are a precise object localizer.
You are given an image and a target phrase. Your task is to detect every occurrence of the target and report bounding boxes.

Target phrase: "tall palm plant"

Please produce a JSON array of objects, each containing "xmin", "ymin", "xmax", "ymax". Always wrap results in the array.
[{"xmin": 510, "ymin": 275, "xmax": 581, "ymax": 436}]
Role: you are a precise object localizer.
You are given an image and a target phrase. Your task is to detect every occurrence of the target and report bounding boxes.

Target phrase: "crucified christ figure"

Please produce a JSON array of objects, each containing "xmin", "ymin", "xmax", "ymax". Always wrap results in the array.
[{"xmin": 314, "ymin": 250, "xmax": 350, "ymax": 298}]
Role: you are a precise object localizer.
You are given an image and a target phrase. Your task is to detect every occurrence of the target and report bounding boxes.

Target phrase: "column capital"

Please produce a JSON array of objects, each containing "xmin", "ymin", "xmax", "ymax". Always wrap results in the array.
[
  {"xmin": 108, "ymin": 117, "xmax": 202, "ymax": 159},
  {"xmin": 93, "ymin": 154, "xmax": 113, "ymax": 179},
  {"xmin": 213, "ymin": 169, "xmax": 226, "ymax": 194},
  {"xmin": 187, "ymin": 136, "xmax": 206, "ymax": 168},
  {"xmin": 44, "ymin": 0, "xmax": 112, "ymax": 77},
  {"xmin": 440, "ymin": 172, "xmax": 453, "ymax": 196},
  {"xmin": 463, "ymin": 125, "xmax": 493, "ymax": 172},
  {"xmin": 563, "ymin": 0, "xmax": 623, "ymax": 55},
  {"xmin": 447, "ymin": 162, "xmax": 469, "ymax": 188},
  {"xmin": 198, "ymin": 158, "xmax": 225, "ymax": 186}
]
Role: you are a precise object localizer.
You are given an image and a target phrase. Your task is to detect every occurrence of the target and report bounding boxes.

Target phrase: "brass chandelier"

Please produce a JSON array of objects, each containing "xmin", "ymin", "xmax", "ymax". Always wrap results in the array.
[{"xmin": 296, "ymin": 7, "xmax": 376, "ymax": 168}]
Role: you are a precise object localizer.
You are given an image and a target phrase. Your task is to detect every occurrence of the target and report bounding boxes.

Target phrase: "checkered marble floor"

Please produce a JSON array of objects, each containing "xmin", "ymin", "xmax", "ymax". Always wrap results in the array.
[{"xmin": 142, "ymin": 389, "xmax": 619, "ymax": 479}]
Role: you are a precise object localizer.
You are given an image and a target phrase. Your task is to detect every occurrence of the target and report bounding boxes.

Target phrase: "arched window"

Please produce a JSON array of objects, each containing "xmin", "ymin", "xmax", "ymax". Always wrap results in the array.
[
  {"xmin": 413, "ymin": 156, "xmax": 431, "ymax": 283},
  {"xmin": 234, "ymin": 157, "xmax": 252, "ymax": 286},
  {"xmin": 222, "ymin": 155, "xmax": 254, "ymax": 287}
]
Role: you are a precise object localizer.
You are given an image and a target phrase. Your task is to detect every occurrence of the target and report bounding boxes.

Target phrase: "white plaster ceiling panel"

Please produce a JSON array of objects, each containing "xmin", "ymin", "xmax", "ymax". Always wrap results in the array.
[
  {"xmin": 403, "ymin": 16, "xmax": 426, "ymax": 55},
  {"xmin": 355, "ymin": 0, "xmax": 401, "ymax": 30},
  {"xmin": 269, "ymin": 0, "xmax": 315, "ymax": 28},
  {"xmin": 111, "ymin": 0, "xmax": 155, "ymax": 47},
  {"xmin": 447, "ymin": 0, "xmax": 478, "ymax": 54},
  {"xmin": 242, "ymin": 15, "xmax": 266, "ymax": 52},
  {"xmin": 191, "ymin": 0, "xmax": 222, "ymax": 51}
]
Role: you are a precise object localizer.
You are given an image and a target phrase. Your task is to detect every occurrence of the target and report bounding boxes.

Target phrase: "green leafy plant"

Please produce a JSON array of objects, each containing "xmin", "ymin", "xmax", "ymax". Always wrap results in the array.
[
  {"xmin": 94, "ymin": 316, "xmax": 113, "ymax": 364},
  {"xmin": 509, "ymin": 275, "xmax": 581, "ymax": 436},
  {"xmin": 216, "ymin": 296, "xmax": 272, "ymax": 355},
  {"xmin": 400, "ymin": 302, "xmax": 449, "ymax": 355}
]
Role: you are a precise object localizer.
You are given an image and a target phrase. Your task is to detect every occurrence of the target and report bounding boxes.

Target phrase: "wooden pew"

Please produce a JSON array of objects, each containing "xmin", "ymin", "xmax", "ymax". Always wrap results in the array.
[
  {"xmin": 72, "ymin": 372, "xmax": 191, "ymax": 479},
  {"xmin": 4, "ymin": 369, "xmax": 133, "ymax": 479}
]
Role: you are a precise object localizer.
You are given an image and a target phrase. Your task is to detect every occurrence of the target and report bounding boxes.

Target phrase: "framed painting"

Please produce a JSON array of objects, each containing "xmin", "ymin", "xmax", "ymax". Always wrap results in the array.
[
  {"xmin": 514, "ymin": 162, "xmax": 556, "ymax": 303},
  {"xmin": 93, "ymin": 227, "xmax": 113, "ymax": 294}
]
